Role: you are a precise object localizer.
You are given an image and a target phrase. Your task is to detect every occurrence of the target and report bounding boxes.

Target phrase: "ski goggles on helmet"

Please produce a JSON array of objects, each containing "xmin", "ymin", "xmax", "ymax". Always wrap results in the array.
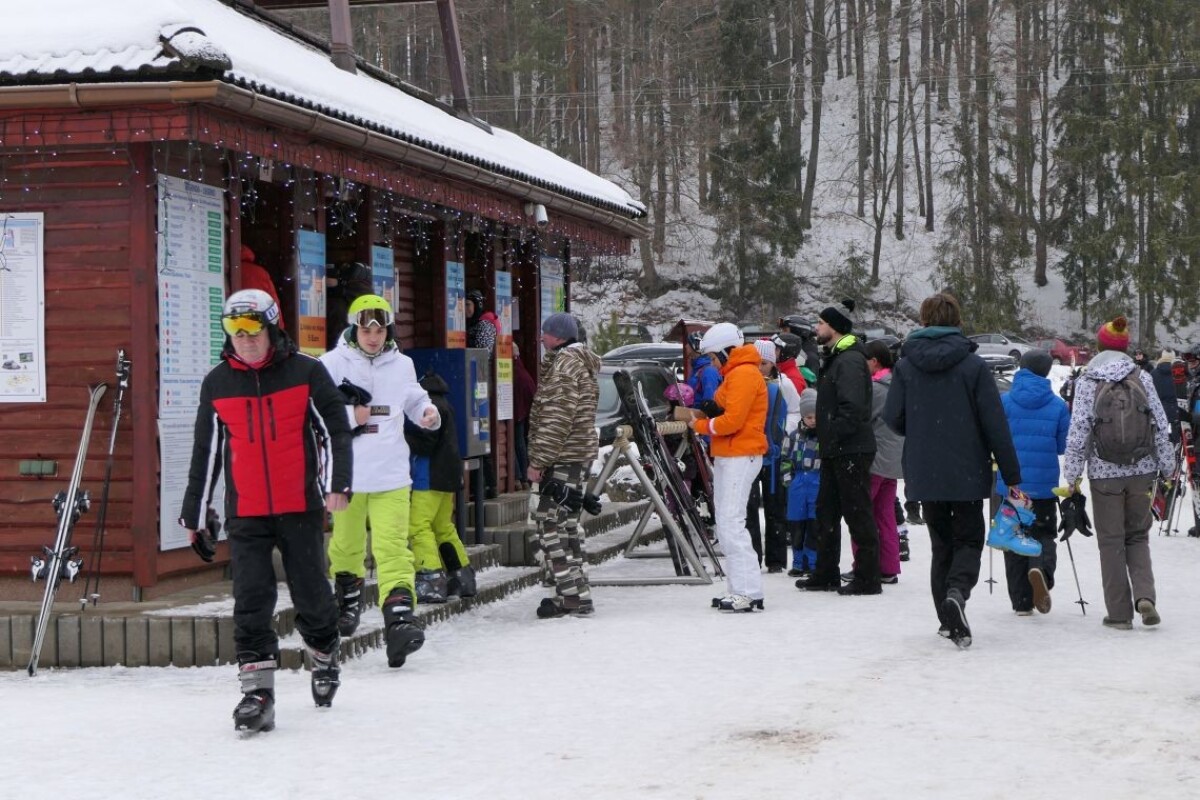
[
  {"xmin": 353, "ymin": 308, "xmax": 394, "ymax": 329},
  {"xmin": 221, "ymin": 312, "xmax": 269, "ymax": 337}
]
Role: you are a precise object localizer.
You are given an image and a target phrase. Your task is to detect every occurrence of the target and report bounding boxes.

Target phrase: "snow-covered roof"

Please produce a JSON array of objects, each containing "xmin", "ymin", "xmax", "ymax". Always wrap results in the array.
[{"xmin": 0, "ymin": 0, "xmax": 644, "ymax": 219}]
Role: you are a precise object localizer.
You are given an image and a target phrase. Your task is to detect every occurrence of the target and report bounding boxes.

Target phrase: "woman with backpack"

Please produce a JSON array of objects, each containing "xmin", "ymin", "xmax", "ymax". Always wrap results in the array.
[{"xmin": 1062, "ymin": 316, "xmax": 1175, "ymax": 630}]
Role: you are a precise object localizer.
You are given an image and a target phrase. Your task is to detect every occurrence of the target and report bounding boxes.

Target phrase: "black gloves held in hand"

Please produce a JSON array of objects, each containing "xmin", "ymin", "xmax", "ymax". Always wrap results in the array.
[
  {"xmin": 1058, "ymin": 492, "xmax": 1093, "ymax": 541},
  {"xmin": 699, "ymin": 400, "xmax": 724, "ymax": 419}
]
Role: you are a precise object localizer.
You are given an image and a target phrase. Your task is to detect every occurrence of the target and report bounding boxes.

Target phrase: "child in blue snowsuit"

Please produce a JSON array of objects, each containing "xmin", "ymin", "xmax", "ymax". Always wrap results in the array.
[{"xmin": 785, "ymin": 388, "xmax": 820, "ymax": 575}]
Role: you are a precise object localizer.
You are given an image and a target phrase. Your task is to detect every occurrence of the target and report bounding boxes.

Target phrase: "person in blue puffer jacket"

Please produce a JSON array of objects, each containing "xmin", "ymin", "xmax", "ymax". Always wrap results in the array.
[
  {"xmin": 687, "ymin": 332, "xmax": 723, "ymax": 408},
  {"xmin": 995, "ymin": 349, "xmax": 1071, "ymax": 616}
]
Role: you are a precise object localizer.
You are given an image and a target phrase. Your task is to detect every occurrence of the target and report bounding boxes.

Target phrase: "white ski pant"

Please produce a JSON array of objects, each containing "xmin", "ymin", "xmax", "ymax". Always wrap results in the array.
[{"xmin": 713, "ymin": 454, "xmax": 763, "ymax": 599}]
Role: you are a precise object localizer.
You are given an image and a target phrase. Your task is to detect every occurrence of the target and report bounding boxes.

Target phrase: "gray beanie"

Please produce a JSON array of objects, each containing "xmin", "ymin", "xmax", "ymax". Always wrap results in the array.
[
  {"xmin": 1020, "ymin": 349, "xmax": 1052, "ymax": 378},
  {"xmin": 798, "ymin": 388, "xmax": 817, "ymax": 417},
  {"xmin": 542, "ymin": 312, "xmax": 579, "ymax": 341}
]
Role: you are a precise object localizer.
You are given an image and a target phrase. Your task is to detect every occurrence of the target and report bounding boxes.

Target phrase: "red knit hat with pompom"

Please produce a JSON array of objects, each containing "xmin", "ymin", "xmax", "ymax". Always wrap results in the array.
[{"xmin": 1096, "ymin": 316, "xmax": 1130, "ymax": 352}]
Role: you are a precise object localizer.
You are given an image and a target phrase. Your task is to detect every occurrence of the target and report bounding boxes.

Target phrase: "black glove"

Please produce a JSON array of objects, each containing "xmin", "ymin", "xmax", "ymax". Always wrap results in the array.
[
  {"xmin": 699, "ymin": 400, "xmax": 725, "ymax": 419},
  {"xmin": 191, "ymin": 508, "xmax": 220, "ymax": 562},
  {"xmin": 1058, "ymin": 493, "xmax": 1093, "ymax": 541},
  {"xmin": 337, "ymin": 378, "xmax": 372, "ymax": 407}
]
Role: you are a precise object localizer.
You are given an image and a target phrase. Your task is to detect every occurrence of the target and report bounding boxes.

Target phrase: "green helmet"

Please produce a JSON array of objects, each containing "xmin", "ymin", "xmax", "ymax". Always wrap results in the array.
[{"xmin": 347, "ymin": 294, "xmax": 394, "ymax": 328}]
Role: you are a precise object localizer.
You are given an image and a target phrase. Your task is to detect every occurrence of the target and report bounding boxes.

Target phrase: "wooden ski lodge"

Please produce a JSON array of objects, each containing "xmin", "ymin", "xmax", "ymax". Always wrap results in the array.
[{"xmin": 0, "ymin": 0, "xmax": 644, "ymax": 601}]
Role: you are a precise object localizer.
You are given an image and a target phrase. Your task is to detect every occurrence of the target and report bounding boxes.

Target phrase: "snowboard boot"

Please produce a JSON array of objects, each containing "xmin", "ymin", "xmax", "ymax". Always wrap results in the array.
[
  {"xmin": 381, "ymin": 589, "xmax": 426, "ymax": 668},
  {"xmin": 446, "ymin": 565, "xmax": 478, "ymax": 598},
  {"xmin": 905, "ymin": 501, "xmax": 925, "ymax": 526},
  {"xmin": 1028, "ymin": 567, "xmax": 1052, "ymax": 614},
  {"xmin": 233, "ymin": 655, "xmax": 277, "ymax": 734},
  {"xmin": 415, "ymin": 569, "xmax": 449, "ymax": 604},
  {"xmin": 894, "ymin": 497, "xmax": 906, "ymax": 527},
  {"xmin": 898, "ymin": 526, "xmax": 911, "ymax": 561},
  {"xmin": 941, "ymin": 588, "xmax": 972, "ymax": 649},
  {"xmin": 333, "ymin": 572, "xmax": 365, "ymax": 637},
  {"xmin": 308, "ymin": 641, "xmax": 340, "ymax": 708}
]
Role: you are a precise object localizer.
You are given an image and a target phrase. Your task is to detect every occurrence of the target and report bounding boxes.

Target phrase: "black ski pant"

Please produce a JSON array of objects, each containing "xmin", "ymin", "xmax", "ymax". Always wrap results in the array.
[
  {"xmin": 923, "ymin": 500, "xmax": 985, "ymax": 621},
  {"xmin": 1003, "ymin": 498, "xmax": 1059, "ymax": 612},
  {"xmin": 812, "ymin": 453, "xmax": 880, "ymax": 584},
  {"xmin": 745, "ymin": 464, "xmax": 788, "ymax": 569},
  {"xmin": 228, "ymin": 510, "xmax": 339, "ymax": 661}
]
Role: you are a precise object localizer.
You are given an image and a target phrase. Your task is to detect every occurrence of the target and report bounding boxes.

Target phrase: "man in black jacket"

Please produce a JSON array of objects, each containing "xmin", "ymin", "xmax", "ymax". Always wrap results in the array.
[
  {"xmin": 884, "ymin": 292, "xmax": 1023, "ymax": 649},
  {"xmin": 795, "ymin": 300, "xmax": 882, "ymax": 596},
  {"xmin": 180, "ymin": 289, "xmax": 353, "ymax": 733}
]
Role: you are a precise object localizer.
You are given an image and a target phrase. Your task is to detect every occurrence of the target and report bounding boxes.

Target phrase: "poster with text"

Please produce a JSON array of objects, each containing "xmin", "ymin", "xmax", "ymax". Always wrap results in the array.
[
  {"xmin": 155, "ymin": 175, "xmax": 226, "ymax": 550},
  {"xmin": 495, "ymin": 271, "xmax": 513, "ymax": 420},
  {"xmin": 446, "ymin": 260, "xmax": 465, "ymax": 347},
  {"xmin": 0, "ymin": 213, "xmax": 46, "ymax": 402},
  {"xmin": 296, "ymin": 230, "xmax": 327, "ymax": 355},
  {"xmin": 371, "ymin": 245, "xmax": 396, "ymax": 311},
  {"xmin": 540, "ymin": 256, "xmax": 565, "ymax": 331}
]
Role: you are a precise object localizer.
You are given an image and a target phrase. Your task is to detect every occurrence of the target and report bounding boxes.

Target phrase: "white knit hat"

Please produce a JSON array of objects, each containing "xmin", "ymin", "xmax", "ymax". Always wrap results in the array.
[{"xmin": 754, "ymin": 338, "xmax": 776, "ymax": 364}]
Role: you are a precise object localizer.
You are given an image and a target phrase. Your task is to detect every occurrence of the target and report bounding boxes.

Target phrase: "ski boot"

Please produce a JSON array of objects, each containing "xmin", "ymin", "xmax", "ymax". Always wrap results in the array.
[
  {"xmin": 713, "ymin": 594, "xmax": 764, "ymax": 612},
  {"xmin": 381, "ymin": 589, "xmax": 425, "ymax": 668},
  {"xmin": 986, "ymin": 500, "xmax": 1041, "ymax": 556},
  {"xmin": 898, "ymin": 525, "xmax": 911, "ymax": 561},
  {"xmin": 415, "ymin": 569, "xmax": 449, "ymax": 604},
  {"xmin": 905, "ymin": 501, "xmax": 925, "ymax": 526},
  {"xmin": 233, "ymin": 655, "xmax": 277, "ymax": 734},
  {"xmin": 333, "ymin": 572, "xmax": 364, "ymax": 637},
  {"xmin": 446, "ymin": 565, "xmax": 477, "ymax": 598},
  {"xmin": 537, "ymin": 594, "xmax": 594, "ymax": 618},
  {"xmin": 308, "ymin": 641, "xmax": 340, "ymax": 707}
]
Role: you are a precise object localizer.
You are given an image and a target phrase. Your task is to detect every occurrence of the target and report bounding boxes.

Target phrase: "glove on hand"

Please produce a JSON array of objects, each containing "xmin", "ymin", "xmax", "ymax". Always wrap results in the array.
[
  {"xmin": 191, "ymin": 508, "xmax": 220, "ymax": 562},
  {"xmin": 698, "ymin": 400, "xmax": 725, "ymax": 419}
]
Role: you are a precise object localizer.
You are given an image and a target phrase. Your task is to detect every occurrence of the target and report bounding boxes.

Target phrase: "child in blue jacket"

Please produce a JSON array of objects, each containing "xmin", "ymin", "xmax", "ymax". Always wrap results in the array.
[
  {"xmin": 785, "ymin": 389, "xmax": 820, "ymax": 575},
  {"xmin": 996, "ymin": 350, "xmax": 1070, "ymax": 615}
]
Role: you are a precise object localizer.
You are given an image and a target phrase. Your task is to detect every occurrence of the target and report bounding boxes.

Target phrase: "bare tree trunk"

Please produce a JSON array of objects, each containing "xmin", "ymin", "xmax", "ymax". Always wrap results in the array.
[
  {"xmin": 896, "ymin": 0, "xmax": 912, "ymax": 240},
  {"xmin": 922, "ymin": 0, "xmax": 935, "ymax": 230},
  {"xmin": 801, "ymin": 0, "xmax": 828, "ymax": 228},
  {"xmin": 853, "ymin": 0, "xmax": 867, "ymax": 216},
  {"xmin": 971, "ymin": 0, "xmax": 992, "ymax": 287}
]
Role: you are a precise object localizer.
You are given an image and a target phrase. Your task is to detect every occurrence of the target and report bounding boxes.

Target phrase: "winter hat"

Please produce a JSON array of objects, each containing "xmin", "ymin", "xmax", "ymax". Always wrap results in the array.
[
  {"xmin": 754, "ymin": 338, "xmax": 777, "ymax": 364},
  {"xmin": 1020, "ymin": 349, "xmax": 1052, "ymax": 378},
  {"xmin": 541, "ymin": 312, "xmax": 578, "ymax": 341},
  {"xmin": 1157, "ymin": 349, "xmax": 1176, "ymax": 365},
  {"xmin": 798, "ymin": 388, "xmax": 817, "ymax": 417},
  {"xmin": 819, "ymin": 299, "xmax": 856, "ymax": 335},
  {"xmin": 1096, "ymin": 316, "xmax": 1130, "ymax": 352}
]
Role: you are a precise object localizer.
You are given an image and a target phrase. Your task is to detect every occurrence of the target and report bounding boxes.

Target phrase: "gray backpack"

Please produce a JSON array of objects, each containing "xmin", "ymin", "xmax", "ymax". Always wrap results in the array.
[{"xmin": 1091, "ymin": 372, "xmax": 1154, "ymax": 465}]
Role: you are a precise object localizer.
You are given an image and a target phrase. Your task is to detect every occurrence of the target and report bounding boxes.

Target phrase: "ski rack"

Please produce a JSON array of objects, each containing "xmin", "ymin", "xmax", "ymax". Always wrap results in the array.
[{"xmin": 587, "ymin": 420, "xmax": 722, "ymax": 586}]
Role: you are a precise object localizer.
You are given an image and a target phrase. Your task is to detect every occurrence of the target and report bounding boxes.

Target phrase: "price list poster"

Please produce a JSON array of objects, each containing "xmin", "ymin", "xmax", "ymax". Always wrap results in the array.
[
  {"xmin": 155, "ymin": 175, "xmax": 226, "ymax": 550},
  {"xmin": 495, "ymin": 271, "xmax": 513, "ymax": 420},
  {"xmin": 0, "ymin": 213, "xmax": 46, "ymax": 402}
]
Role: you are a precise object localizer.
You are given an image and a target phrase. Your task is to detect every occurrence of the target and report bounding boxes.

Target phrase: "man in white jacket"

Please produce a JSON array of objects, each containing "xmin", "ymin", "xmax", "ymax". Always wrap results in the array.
[{"xmin": 320, "ymin": 295, "xmax": 440, "ymax": 668}]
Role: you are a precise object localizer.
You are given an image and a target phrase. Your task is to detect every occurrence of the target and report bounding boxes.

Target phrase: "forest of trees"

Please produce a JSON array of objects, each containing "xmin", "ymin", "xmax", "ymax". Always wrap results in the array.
[{"xmin": 284, "ymin": 0, "xmax": 1200, "ymax": 343}]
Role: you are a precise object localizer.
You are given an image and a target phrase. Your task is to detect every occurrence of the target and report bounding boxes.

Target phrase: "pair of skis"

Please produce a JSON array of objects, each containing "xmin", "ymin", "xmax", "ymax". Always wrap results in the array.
[
  {"xmin": 612, "ymin": 370, "xmax": 723, "ymax": 577},
  {"xmin": 27, "ymin": 351, "xmax": 130, "ymax": 676}
]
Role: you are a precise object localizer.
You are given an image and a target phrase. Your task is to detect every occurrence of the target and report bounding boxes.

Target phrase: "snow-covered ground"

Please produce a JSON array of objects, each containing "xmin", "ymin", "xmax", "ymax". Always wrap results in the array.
[{"xmin": 6, "ymin": 481, "xmax": 1199, "ymax": 799}]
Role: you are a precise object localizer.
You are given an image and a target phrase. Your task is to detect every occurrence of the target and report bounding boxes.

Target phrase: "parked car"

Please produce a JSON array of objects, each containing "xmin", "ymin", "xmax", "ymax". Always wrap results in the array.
[
  {"xmin": 978, "ymin": 352, "xmax": 1018, "ymax": 372},
  {"xmin": 992, "ymin": 362, "xmax": 1015, "ymax": 394},
  {"xmin": 602, "ymin": 342, "xmax": 685, "ymax": 378},
  {"xmin": 968, "ymin": 332, "xmax": 1036, "ymax": 361},
  {"xmin": 1032, "ymin": 338, "xmax": 1090, "ymax": 367},
  {"xmin": 866, "ymin": 334, "xmax": 904, "ymax": 361},
  {"xmin": 595, "ymin": 362, "xmax": 676, "ymax": 446}
]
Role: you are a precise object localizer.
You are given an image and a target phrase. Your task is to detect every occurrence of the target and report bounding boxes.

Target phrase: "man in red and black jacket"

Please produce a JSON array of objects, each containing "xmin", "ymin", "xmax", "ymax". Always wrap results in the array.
[{"xmin": 180, "ymin": 289, "xmax": 353, "ymax": 734}]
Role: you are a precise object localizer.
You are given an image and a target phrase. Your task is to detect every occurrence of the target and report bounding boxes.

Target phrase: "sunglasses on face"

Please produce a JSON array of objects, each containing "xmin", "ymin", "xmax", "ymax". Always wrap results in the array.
[
  {"xmin": 354, "ymin": 308, "xmax": 393, "ymax": 329},
  {"xmin": 221, "ymin": 312, "xmax": 267, "ymax": 337}
]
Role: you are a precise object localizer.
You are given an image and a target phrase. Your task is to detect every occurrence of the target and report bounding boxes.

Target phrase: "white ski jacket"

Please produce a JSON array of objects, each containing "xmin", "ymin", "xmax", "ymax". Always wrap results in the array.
[{"xmin": 319, "ymin": 333, "xmax": 439, "ymax": 493}]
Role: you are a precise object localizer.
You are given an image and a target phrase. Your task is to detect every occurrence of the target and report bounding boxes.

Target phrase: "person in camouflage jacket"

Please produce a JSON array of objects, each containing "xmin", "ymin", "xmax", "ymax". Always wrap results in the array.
[{"xmin": 527, "ymin": 312, "xmax": 601, "ymax": 618}]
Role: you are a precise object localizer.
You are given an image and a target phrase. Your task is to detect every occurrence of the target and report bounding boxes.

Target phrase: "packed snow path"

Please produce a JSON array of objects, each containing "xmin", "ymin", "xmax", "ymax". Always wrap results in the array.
[{"xmin": 6, "ymin": 513, "xmax": 1198, "ymax": 798}]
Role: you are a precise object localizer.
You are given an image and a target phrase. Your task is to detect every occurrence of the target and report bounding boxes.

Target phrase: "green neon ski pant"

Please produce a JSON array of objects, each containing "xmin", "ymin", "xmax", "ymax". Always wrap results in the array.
[
  {"xmin": 410, "ymin": 489, "xmax": 469, "ymax": 572},
  {"xmin": 327, "ymin": 487, "xmax": 415, "ymax": 603}
]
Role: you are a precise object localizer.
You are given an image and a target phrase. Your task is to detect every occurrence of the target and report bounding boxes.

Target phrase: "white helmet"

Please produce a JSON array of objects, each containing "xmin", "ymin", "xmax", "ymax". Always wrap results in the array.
[
  {"xmin": 697, "ymin": 322, "xmax": 743, "ymax": 354},
  {"xmin": 223, "ymin": 289, "xmax": 281, "ymax": 326}
]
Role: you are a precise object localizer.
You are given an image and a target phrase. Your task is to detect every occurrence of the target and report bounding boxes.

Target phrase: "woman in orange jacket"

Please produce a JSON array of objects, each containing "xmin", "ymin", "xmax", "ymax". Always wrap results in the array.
[{"xmin": 692, "ymin": 323, "xmax": 769, "ymax": 611}]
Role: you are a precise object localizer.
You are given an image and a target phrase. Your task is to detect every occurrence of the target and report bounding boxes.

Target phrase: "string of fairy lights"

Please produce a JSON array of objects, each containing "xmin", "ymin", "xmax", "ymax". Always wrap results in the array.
[{"xmin": 0, "ymin": 109, "xmax": 633, "ymax": 302}]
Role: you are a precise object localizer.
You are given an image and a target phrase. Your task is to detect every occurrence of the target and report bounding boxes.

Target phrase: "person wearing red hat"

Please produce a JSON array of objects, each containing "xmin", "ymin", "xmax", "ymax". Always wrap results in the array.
[{"xmin": 238, "ymin": 245, "xmax": 284, "ymax": 329}]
